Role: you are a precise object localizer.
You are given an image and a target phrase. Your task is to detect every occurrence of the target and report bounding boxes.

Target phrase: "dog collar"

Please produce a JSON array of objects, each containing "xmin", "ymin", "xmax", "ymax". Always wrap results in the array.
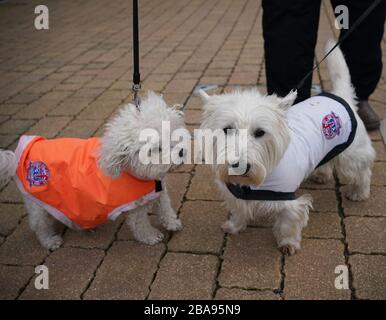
[
  {"xmin": 226, "ymin": 183, "xmax": 296, "ymax": 201},
  {"xmin": 155, "ymin": 180, "xmax": 163, "ymax": 192}
]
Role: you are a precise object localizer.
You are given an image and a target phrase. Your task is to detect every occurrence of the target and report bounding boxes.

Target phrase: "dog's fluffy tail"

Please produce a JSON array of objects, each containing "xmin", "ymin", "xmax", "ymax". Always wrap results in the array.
[
  {"xmin": 325, "ymin": 38, "xmax": 357, "ymax": 107},
  {"xmin": 0, "ymin": 150, "xmax": 17, "ymax": 187}
]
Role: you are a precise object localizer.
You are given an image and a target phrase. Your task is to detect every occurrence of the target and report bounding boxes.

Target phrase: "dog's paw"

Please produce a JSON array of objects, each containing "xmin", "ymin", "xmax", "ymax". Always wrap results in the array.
[
  {"xmin": 344, "ymin": 186, "xmax": 370, "ymax": 202},
  {"xmin": 279, "ymin": 244, "xmax": 298, "ymax": 256},
  {"xmin": 277, "ymin": 238, "xmax": 300, "ymax": 256},
  {"xmin": 164, "ymin": 218, "xmax": 183, "ymax": 232},
  {"xmin": 135, "ymin": 228, "xmax": 164, "ymax": 245},
  {"xmin": 43, "ymin": 235, "xmax": 63, "ymax": 251},
  {"xmin": 345, "ymin": 191, "xmax": 369, "ymax": 202},
  {"xmin": 221, "ymin": 220, "xmax": 240, "ymax": 235}
]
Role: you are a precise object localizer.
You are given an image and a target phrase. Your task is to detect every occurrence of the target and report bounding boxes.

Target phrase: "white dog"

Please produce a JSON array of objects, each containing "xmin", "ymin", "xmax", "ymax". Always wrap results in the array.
[
  {"xmin": 199, "ymin": 39, "xmax": 375, "ymax": 255},
  {"xmin": 0, "ymin": 92, "xmax": 188, "ymax": 250}
]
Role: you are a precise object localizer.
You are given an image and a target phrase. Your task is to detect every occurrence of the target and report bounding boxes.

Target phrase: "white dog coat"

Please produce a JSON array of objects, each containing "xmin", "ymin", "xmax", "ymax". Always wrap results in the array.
[{"xmin": 227, "ymin": 92, "xmax": 357, "ymax": 201}]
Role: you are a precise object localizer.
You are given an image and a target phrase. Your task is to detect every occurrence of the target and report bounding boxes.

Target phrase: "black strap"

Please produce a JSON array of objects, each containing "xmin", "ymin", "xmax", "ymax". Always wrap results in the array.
[
  {"xmin": 132, "ymin": 0, "xmax": 141, "ymax": 108},
  {"xmin": 295, "ymin": 0, "xmax": 383, "ymax": 90},
  {"xmin": 132, "ymin": 0, "xmax": 140, "ymax": 87}
]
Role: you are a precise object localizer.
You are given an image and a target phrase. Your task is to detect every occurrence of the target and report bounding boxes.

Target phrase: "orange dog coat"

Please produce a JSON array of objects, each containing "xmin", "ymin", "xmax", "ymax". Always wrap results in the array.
[{"xmin": 14, "ymin": 135, "xmax": 162, "ymax": 230}]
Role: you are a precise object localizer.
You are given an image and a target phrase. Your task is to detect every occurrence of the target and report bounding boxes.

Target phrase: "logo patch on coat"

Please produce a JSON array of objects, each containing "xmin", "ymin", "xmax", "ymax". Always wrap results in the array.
[
  {"xmin": 27, "ymin": 161, "xmax": 50, "ymax": 187},
  {"xmin": 322, "ymin": 112, "xmax": 342, "ymax": 140}
]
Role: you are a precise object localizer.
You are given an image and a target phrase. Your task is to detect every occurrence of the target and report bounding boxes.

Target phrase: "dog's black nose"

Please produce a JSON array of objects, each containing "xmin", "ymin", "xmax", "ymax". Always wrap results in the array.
[
  {"xmin": 178, "ymin": 148, "xmax": 185, "ymax": 158},
  {"xmin": 231, "ymin": 162, "xmax": 239, "ymax": 168},
  {"xmin": 230, "ymin": 162, "xmax": 251, "ymax": 174}
]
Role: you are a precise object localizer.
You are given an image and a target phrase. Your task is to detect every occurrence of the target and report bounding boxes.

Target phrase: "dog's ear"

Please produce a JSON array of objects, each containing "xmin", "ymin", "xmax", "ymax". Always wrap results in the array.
[
  {"xmin": 98, "ymin": 103, "xmax": 139, "ymax": 178},
  {"xmin": 126, "ymin": 102, "xmax": 141, "ymax": 114},
  {"xmin": 172, "ymin": 104, "xmax": 185, "ymax": 117},
  {"xmin": 98, "ymin": 145, "xmax": 124, "ymax": 178},
  {"xmin": 278, "ymin": 90, "xmax": 297, "ymax": 110},
  {"xmin": 251, "ymin": 162, "xmax": 267, "ymax": 187},
  {"xmin": 197, "ymin": 89, "xmax": 210, "ymax": 103}
]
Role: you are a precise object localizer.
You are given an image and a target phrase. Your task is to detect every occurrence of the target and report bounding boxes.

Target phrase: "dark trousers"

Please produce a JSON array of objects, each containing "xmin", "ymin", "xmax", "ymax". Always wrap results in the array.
[{"xmin": 262, "ymin": 0, "xmax": 386, "ymax": 103}]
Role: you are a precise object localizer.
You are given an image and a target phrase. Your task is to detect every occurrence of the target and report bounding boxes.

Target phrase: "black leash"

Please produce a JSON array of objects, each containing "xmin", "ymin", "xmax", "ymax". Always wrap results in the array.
[
  {"xmin": 132, "ymin": 0, "xmax": 141, "ymax": 108},
  {"xmin": 295, "ymin": 0, "xmax": 383, "ymax": 91}
]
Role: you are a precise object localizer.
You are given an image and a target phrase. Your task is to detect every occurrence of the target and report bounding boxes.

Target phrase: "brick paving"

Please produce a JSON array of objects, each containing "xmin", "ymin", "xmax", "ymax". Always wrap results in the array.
[{"xmin": 0, "ymin": 0, "xmax": 385, "ymax": 300}]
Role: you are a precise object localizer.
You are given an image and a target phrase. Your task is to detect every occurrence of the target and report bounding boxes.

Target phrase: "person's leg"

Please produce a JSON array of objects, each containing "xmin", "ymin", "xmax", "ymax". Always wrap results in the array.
[
  {"xmin": 331, "ymin": 0, "xmax": 386, "ymax": 129},
  {"xmin": 262, "ymin": 0, "xmax": 321, "ymax": 103}
]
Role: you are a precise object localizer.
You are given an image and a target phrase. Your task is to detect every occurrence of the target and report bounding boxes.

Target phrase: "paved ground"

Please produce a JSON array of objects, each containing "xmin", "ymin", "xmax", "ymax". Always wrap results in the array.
[{"xmin": 0, "ymin": 0, "xmax": 385, "ymax": 300}]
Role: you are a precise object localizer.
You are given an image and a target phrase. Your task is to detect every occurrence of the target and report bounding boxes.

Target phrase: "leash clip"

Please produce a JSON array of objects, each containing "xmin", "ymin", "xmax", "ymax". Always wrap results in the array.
[{"xmin": 132, "ymin": 83, "xmax": 141, "ymax": 109}]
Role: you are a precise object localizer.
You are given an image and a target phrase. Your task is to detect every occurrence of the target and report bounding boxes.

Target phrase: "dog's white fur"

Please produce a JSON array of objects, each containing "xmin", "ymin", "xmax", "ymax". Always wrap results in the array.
[
  {"xmin": 0, "ymin": 92, "xmax": 187, "ymax": 250},
  {"xmin": 200, "ymin": 39, "xmax": 375, "ymax": 255}
]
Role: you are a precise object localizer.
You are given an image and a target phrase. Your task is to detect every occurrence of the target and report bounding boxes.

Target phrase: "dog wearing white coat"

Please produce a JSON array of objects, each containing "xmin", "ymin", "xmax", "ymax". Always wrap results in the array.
[{"xmin": 199, "ymin": 39, "xmax": 375, "ymax": 255}]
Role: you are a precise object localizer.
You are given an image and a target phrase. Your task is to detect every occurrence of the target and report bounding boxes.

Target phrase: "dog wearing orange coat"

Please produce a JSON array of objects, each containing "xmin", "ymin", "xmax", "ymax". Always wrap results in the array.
[{"xmin": 0, "ymin": 92, "xmax": 189, "ymax": 250}]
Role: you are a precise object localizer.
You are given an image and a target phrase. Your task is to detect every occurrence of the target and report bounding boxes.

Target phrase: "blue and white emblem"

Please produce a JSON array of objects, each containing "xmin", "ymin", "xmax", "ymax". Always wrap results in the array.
[
  {"xmin": 322, "ymin": 111, "xmax": 342, "ymax": 140},
  {"xmin": 27, "ymin": 161, "xmax": 50, "ymax": 187}
]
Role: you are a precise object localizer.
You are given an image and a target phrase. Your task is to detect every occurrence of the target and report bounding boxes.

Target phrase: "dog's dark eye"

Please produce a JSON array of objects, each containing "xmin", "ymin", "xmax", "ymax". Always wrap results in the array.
[
  {"xmin": 148, "ymin": 147, "xmax": 162, "ymax": 157},
  {"xmin": 254, "ymin": 129, "xmax": 265, "ymax": 138},
  {"xmin": 223, "ymin": 126, "xmax": 233, "ymax": 134}
]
